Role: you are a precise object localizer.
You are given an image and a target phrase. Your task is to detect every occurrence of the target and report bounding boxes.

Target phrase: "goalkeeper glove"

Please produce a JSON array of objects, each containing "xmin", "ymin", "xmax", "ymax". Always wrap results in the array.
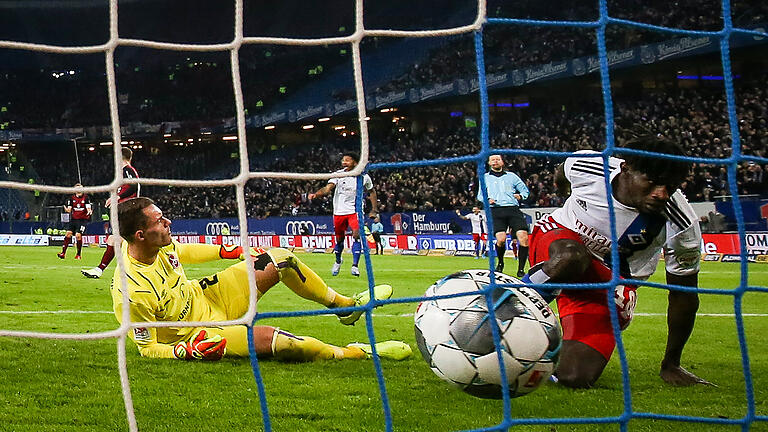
[
  {"xmin": 174, "ymin": 330, "xmax": 227, "ymax": 361},
  {"xmin": 219, "ymin": 245, "xmax": 267, "ymax": 260}
]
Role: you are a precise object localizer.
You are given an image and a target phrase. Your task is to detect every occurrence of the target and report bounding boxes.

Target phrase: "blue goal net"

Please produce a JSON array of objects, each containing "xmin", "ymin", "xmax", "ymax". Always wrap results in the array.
[{"xmin": 0, "ymin": 0, "xmax": 766, "ymax": 430}]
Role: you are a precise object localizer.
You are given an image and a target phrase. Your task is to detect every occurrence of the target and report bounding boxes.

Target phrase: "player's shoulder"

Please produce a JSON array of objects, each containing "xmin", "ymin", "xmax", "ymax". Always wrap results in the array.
[
  {"xmin": 124, "ymin": 164, "xmax": 139, "ymax": 176},
  {"xmin": 664, "ymin": 191, "xmax": 696, "ymax": 230},
  {"xmin": 160, "ymin": 240, "xmax": 180, "ymax": 255},
  {"xmin": 565, "ymin": 150, "xmax": 621, "ymax": 180}
]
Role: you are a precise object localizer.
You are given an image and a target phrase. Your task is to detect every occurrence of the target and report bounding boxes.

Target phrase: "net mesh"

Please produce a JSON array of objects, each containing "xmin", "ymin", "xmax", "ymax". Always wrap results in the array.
[{"xmin": 0, "ymin": 0, "xmax": 766, "ymax": 430}]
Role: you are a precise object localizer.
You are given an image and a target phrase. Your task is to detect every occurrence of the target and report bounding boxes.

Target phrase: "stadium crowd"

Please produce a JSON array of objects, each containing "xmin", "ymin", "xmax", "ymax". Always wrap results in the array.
[
  {"xmin": 1, "ymin": 0, "xmax": 765, "ymax": 130},
  {"xmin": 14, "ymin": 72, "xmax": 767, "ymax": 221}
]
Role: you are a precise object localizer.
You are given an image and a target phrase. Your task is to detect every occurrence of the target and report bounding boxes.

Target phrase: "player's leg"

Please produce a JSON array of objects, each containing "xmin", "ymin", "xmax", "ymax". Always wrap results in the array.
[
  {"xmin": 74, "ymin": 231, "xmax": 83, "ymax": 259},
  {"xmin": 525, "ymin": 222, "xmax": 619, "ymax": 387},
  {"xmin": 332, "ymin": 215, "xmax": 348, "ymax": 276},
  {"xmin": 491, "ymin": 208, "xmax": 510, "ymax": 272},
  {"xmin": 82, "ymin": 232, "xmax": 117, "ymax": 278},
  {"xmin": 349, "ymin": 215, "xmax": 362, "ymax": 276},
  {"xmin": 555, "ymin": 314, "xmax": 613, "ymax": 388},
  {"xmin": 515, "ymin": 229, "xmax": 530, "ymax": 278},
  {"xmin": 218, "ymin": 325, "xmax": 409, "ymax": 361},
  {"xmin": 59, "ymin": 229, "xmax": 73, "ymax": 258},
  {"xmin": 204, "ymin": 250, "xmax": 357, "ymax": 320}
]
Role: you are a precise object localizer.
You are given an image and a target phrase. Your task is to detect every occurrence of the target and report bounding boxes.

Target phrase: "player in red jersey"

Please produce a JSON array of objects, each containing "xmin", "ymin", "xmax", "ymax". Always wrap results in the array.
[
  {"xmin": 57, "ymin": 183, "xmax": 92, "ymax": 260},
  {"xmin": 82, "ymin": 147, "xmax": 140, "ymax": 278},
  {"xmin": 523, "ymin": 135, "xmax": 711, "ymax": 388}
]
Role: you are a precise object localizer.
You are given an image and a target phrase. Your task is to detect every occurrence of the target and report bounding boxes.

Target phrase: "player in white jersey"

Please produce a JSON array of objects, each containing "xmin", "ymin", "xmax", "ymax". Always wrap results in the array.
[
  {"xmin": 309, "ymin": 152, "xmax": 378, "ymax": 277},
  {"xmin": 522, "ymin": 135, "xmax": 710, "ymax": 389},
  {"xmin": 456, "ymin": 206, "xmax": 487, "ymax": 258}
]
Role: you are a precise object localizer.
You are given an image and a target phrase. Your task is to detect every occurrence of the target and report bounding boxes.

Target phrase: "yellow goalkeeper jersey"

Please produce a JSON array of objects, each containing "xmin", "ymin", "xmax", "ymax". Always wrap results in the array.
[{"xmin": 110, "ymin": 240, "xmax": 225, "ymax": 359}]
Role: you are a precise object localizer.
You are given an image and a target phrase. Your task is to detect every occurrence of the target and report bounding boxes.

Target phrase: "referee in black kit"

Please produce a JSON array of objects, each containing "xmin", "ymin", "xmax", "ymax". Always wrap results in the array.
[{"xmin": 477, "ymin": 154, "xmax": 531, "ymax": 277}]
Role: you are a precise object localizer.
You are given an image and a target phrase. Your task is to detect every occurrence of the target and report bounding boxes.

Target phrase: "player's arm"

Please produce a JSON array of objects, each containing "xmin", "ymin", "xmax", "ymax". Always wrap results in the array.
[
  {"xmin": 660, "ymin": 272, "xmax": 712, "ymax": 386},
  {"xmin": 112, "ymin": 281, "xmax": 176, "ymax": 359},
  {"xmin": 554, "ymin": 163, "xmax": 571, "ymax": 197},
  {"xmin": 367, "ymin": 189, "xmax": 378, "ymax": 217},
  {"xmin": 455, "ymin": 210, "xmax": 468, "ymax": 220},
  {"xmin": 512, "ymin": 174, "xmax": 530, "ymax": 202},
  {"xmin": 118, "ymin": 168, "xmax": 139, "ymax": 201},
  {"xmin": 85, "ymin": 197, "xmax": 93, "ymax": 217},
  {"xmin": 309, "ymin": 182, "xmax": 335, "ymax": 200},
  {"xmin": 660, "ymin": 206, "xmax": 711, "ymax": 386},
  {"xmin": 175, "ymin": 242, "xmax": 244, "ymax": 264},
  {"xmin": 129, "ymin": 304, "xmax": 176, "ymax": 359},
  {"xmin": 64, "ymin": 198, "xmax": 73, "ymax": 213},
  {"xmin": 477, "ymin": 173, "xmax": 494, "ymax": 205}
]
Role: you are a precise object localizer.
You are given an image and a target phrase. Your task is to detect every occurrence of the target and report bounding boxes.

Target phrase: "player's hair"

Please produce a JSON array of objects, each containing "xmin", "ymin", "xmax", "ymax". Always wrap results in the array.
[
  {"xmin": 121, "ymin": 146, "xmax": 133, "ymax": 162},
  {"xmin": 620, "ymin": 135, "xmax": 691, "ymax": 188},
  {"xmin": 117, "ymin": 197, "xmax": 155, "ymax": 242},
  {"xmin": 343, "ymin": 151, "xmax": 359, "ymax": 163}
]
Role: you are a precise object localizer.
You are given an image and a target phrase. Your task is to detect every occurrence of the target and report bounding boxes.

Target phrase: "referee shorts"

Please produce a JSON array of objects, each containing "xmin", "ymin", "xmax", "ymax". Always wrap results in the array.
[{"xmin": 489, "ymin": 206, "xmax": 528, "ymax": 235}]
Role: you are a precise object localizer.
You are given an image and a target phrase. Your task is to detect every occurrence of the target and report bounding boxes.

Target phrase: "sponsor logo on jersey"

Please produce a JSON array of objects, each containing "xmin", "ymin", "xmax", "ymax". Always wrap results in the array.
[
  {"xmin": 674, "ymin": 250, "xmax": 700, "ymax": 267},
  {"xmin": 576, "ymin": 199, "xmax": 588, "ymax": 211},
  {"xmin": 167, "ymin": 253, "xmax": 180, "ymax": 269},
  {"xmin": 133, "ymin": 327, "xmax": 150, "ymax": 341}
]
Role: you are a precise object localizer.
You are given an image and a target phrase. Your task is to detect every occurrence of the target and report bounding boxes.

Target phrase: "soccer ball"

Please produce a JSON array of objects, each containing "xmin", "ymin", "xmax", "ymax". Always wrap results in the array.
[{"xmin": 414, "ymin": 269, "xmax": 562, "ymax": 399}]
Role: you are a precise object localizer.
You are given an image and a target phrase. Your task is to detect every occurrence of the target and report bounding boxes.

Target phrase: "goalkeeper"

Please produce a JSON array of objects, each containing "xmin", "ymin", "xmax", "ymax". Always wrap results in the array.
[{"xmin": 110, "ymin": 197, "xmax": 411, "ymax": 362}]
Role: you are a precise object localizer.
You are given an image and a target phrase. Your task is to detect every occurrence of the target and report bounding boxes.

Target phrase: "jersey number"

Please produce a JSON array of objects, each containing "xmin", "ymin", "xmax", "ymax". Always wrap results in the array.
[{"xmin": 198, "ymin": 275, "xmax": 219, "ymax": 290}]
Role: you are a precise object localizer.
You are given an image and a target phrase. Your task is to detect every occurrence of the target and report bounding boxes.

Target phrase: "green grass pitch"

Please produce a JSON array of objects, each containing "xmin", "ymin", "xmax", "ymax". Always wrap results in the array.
[{"xmin": 0, "ymin": 246, "xmax": 766, "ymax": 432}]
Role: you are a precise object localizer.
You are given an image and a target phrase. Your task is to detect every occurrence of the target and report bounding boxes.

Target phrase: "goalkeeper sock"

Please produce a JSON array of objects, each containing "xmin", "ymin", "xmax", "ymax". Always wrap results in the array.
[
  {"xmin": 271, "ymin": 329, "xmax": 365, "ymax": 361},
  {"xmin": 98, "ymin": 244, "xmax": 115, "ymax": 270},
  {"xmin": 351, "ymin": 240, "xmax": 362, "ymax": 266},
  {"xmin": 271, "ymin": 249, "xmax": 354, "ymax": 308},
  {"xmin": 333, "ymin": 241, "xmax": 343, "ymax": 264}
]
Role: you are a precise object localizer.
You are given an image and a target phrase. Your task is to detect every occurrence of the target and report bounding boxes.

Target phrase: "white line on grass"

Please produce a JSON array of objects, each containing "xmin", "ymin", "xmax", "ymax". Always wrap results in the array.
[{"xmin": 1, "ymin": 311, "xmax": 767, "ymax": 317}]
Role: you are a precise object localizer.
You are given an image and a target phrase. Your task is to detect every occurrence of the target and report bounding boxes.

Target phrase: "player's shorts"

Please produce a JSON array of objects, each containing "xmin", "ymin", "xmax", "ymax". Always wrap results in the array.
[
  {"xmin": 333, "ymin": 213, "xmax": 360, "ymax": 236},
  {"xmin": 197, "ymin": 248, "xmax": 293, "ymax": 357},
  {"xmin": 68, "ymin": 219, "xmax": 88, "ymax": 234},
  {"xmin": 471, "ymin": 233, "xmax": 487, "ymax": 243},
  {"xmin": 529, "ymin": 215, "xmax": 636, "ymax": 360},
  {"xmin": 490, "ymin": 206, "xmax": 528, "ymax": 235}
]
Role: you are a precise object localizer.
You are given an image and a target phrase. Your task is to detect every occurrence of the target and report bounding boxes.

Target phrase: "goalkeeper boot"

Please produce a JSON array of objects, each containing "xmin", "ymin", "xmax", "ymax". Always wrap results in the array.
[
  {"xmin": 347, "ymin": 341, "xmax": 412, "ymax": 361},
  {"xmin": 350, "ymin": 265, "xmax": 360, "ymax": 277},
  {"xmin": 57, "ymin": 252, "xmax": 65, "ymax": 259},
  {"xmin": 338, "ymin": 284, "xmax": 393, "ymax": 325},
  {"xmin": 331, "ymin": 258, "xmax": 342, "ymax": 276},
  {"xmin": 81, "ymin": 267, "xmax": 103, "ymax": 279}
]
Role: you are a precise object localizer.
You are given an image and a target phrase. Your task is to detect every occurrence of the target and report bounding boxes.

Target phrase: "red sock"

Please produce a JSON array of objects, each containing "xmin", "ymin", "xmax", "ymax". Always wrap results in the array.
[
  {"xmin": 61, "ymin": 236, "xmax": 71, "ymax": 254},
  {"xmin": 98, "ymin": 245, "xmax": 115, "ymax": 270},
  {"xmin": 76, "ymin": 239, "xmax": 83, "ymax": 255}
]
